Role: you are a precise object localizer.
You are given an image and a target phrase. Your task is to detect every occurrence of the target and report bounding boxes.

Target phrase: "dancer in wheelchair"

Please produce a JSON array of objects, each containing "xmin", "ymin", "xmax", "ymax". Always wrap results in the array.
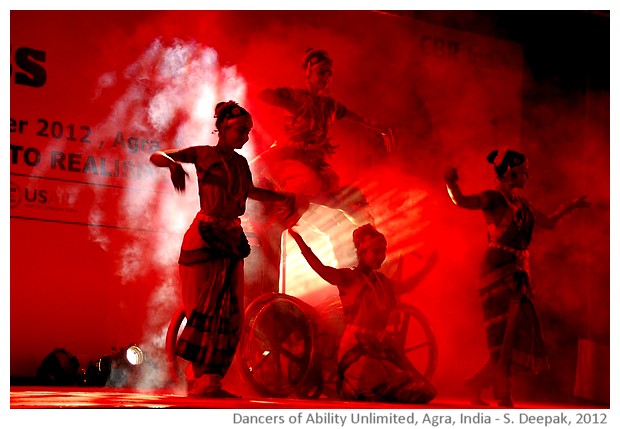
[
  {"xmin": 248, "ymin": 48, "xmax": 395, "ymax": 296},
  {"xmin": 288, "ymin": 224, "xmax": 437, "ymax": 404},
  {"xmin": 253, "ymin": 48, "xmax": 394, "ymax": 224},
  {"xmin": 445, "ymin": 148, "xmax": 590, "ymax": 407},
  {"xmin": 150, "ymin": 101, "xmax": 294, "ymax": 397}
]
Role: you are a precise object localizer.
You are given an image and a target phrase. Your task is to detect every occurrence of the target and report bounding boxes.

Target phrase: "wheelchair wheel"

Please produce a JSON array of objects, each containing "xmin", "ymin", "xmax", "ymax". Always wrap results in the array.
[
  {"xmin": 238, "ymin": 292, "xmax": 319, "ymax": 398},
  {"xmin": 164, "ymin": 305, "xmax": 192, "ymax": 387},
  {"xmin": 386, "ymin": 303, "xmax": 438, "ymax": 380},
  {"xmin": 311, "ymin": 298, "xmax": 438, "ymax": 397}
]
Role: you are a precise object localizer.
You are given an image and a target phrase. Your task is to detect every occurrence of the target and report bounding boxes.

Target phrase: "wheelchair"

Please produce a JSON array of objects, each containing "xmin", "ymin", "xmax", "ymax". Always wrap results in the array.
[
  {"xmin": 165, "ymin": 277, "xmax": 438, "ymax": 399},
  {"xmin": 166, "ymin": 199, "xmax": 438, "ymax": 398}
]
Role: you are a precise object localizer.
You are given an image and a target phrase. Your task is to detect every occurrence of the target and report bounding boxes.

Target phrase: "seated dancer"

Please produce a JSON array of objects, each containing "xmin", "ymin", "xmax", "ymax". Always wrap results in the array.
[
  {"xmin": 444, "ymin": 149, "xmax": 590, "ymax": 407},
  {"xmin": 249, "ymin": 48, "xmax": 394, "ymax": 295},
  {"xmin": 288, "ymin": 224, "xmax": 437, "ymax": 404},
  {"xmin": 150, "ymin": 101, "xmax": 294, "ymax": 397}
]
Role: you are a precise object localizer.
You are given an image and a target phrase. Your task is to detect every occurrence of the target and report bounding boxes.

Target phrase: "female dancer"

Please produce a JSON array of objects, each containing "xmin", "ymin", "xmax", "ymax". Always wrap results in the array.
[
  {"xmin": 288, "ymin": 224, "xmax": 436, "ymax": 403},
  {"xmin": 150, "ymin": 101, "xmax": 294, "ymax": 397},
  {"xmin": 250, "ymin": 48, "xmax": 394, "ymax": 296},
  {"xmin": 253, "ymin": 48, "xmax": 393, "ymax": 221},
  {"xmin": 444, "ymin": 148, "xmax": 590, "ymax": 407}
]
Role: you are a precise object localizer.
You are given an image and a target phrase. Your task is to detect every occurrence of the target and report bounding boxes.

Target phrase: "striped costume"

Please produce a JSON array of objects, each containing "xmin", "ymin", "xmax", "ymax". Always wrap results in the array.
[
  {"xmin": 471, "ymin": 189, "xmax": 549, "ymax": 398},
  {"xmin": 172, "ymin": 145, "xmax": 252, "ymax": 379}
]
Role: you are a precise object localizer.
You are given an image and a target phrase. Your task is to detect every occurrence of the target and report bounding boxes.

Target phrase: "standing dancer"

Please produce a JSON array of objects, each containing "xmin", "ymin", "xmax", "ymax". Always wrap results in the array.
[
  {"xmin": 150, "ymin": 101, "xmax": 294, "ymax": 397},
  {"xmin": 444, "ymin": 149, "xmax": 590, "ymax": 407}
]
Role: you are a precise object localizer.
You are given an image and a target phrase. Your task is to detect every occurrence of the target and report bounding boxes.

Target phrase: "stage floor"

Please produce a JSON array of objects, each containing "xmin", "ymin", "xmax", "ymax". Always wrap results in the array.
[{"xmin": 9, "ymin": 386, "xmax": 607, "ymax": 409}]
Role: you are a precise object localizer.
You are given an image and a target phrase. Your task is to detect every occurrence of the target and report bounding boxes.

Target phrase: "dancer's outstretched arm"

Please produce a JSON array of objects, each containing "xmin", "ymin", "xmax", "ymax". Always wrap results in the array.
[
  {"xmin": 288, "ymin": 227, "xmax": 343, "ymax": 285},
  {"xmin": 530, "ymin": 195, "xmax": 591, "ymax": 230},
  {"xmin": 444, "ymin": 167, "xmax": 486, "ymax": 210}
]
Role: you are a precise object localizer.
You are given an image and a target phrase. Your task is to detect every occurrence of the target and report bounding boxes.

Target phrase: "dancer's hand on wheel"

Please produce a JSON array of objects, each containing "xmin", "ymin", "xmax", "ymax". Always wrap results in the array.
[
  {"xmin": 380, "ymin": 127, "xmax": 396, "ymax": 154},
  {"xmin": 280, "ymin": 193, "xmax": 303, "ymax": 229},
  {"xmin": 287, "ymin": 227, "xmax": 302, "ymax": 242},
  {"xmin": 283, "ymin": 193, "xmax": 296, "ymax": 213},
  {"xmin": 444, "ymin": 167, "xmax": 459, "ymax": 184}
]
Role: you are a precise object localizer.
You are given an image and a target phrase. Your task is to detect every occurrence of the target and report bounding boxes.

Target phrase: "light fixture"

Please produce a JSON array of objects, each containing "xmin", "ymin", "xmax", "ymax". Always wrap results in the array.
[
  {"xmin": 125, "ymin": 345, "xmax": 144, "ymax": 366},
  {"xmin": 82, "ymin": 344, "xmax": 145, "ymax": 387}
]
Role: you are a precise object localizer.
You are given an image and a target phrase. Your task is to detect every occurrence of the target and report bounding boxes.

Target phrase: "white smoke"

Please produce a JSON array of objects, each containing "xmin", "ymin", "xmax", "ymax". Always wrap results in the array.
[{"xmin": 88, "ymin": 38, "xmax": 250, "ymax": 388}]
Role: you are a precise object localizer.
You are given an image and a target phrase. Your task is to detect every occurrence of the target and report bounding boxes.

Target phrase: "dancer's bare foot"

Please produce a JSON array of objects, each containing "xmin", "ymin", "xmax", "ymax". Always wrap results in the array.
[
  {"xmin": 497, "ymin": 396, "xmax": 515, "ymax": 408},
  {"xmin": 465, "ymin": 377, "xmax": 489, "ymax": 406}
]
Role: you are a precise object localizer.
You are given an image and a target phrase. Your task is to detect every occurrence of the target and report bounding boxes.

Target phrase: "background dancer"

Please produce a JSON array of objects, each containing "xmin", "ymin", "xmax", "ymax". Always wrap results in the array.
[{"xmin": 444, "ymin": 148, "xmax": 590, "ymax": 407}]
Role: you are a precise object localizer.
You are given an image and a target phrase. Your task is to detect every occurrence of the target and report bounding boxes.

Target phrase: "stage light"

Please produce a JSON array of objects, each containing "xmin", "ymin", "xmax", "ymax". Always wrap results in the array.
[
  {"xmin": 125, "ymin": 345, "xmax": 144, "ymax": 365},
  {"xmin": 82, "ymin": 344, "xmax": 145, "ymax": 387}
]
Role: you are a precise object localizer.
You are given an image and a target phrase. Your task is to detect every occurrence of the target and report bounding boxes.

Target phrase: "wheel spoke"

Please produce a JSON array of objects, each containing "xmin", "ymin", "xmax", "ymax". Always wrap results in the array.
[
  {"xmin": 239, "ymin": 296, "xmax": 321, "ymax": 395},
  {"xmin": 278, "ymin": 344, "xmax": 307, "ymax": 364},
  {"xmin": 397, "ymin": 314, "xmax": 411, "ymax": 336},
  {"xmin": 252, "ymin": 327, "xmax": 272, "ymax": 345},
  {"xmin": 274, "ymin": 350, "xmax": 283, "ymax": 386},
  {"xmin": 265, "ymin": 322, "xmax": 310, "ymax": 364},
  {"xmin": 250, "ymin": 352, "xmax": 270, "ymax": 371},
  {"xmin": 404, "ymin": 341, "xmax": 429, "ymax": 352}
]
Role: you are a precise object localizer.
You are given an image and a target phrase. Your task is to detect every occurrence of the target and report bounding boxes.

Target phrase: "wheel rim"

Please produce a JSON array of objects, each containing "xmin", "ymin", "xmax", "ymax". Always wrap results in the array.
[
  {"xmin": 165, "ymin": 305, "xmax": 190, "ymax": 386},
  {"xmin": 386, "ymin": 303, "xmax": 438, "ymax": 380},
  {"xmin": 240, "ymin": 293, "xmax": 316, "ymax": 397}
]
